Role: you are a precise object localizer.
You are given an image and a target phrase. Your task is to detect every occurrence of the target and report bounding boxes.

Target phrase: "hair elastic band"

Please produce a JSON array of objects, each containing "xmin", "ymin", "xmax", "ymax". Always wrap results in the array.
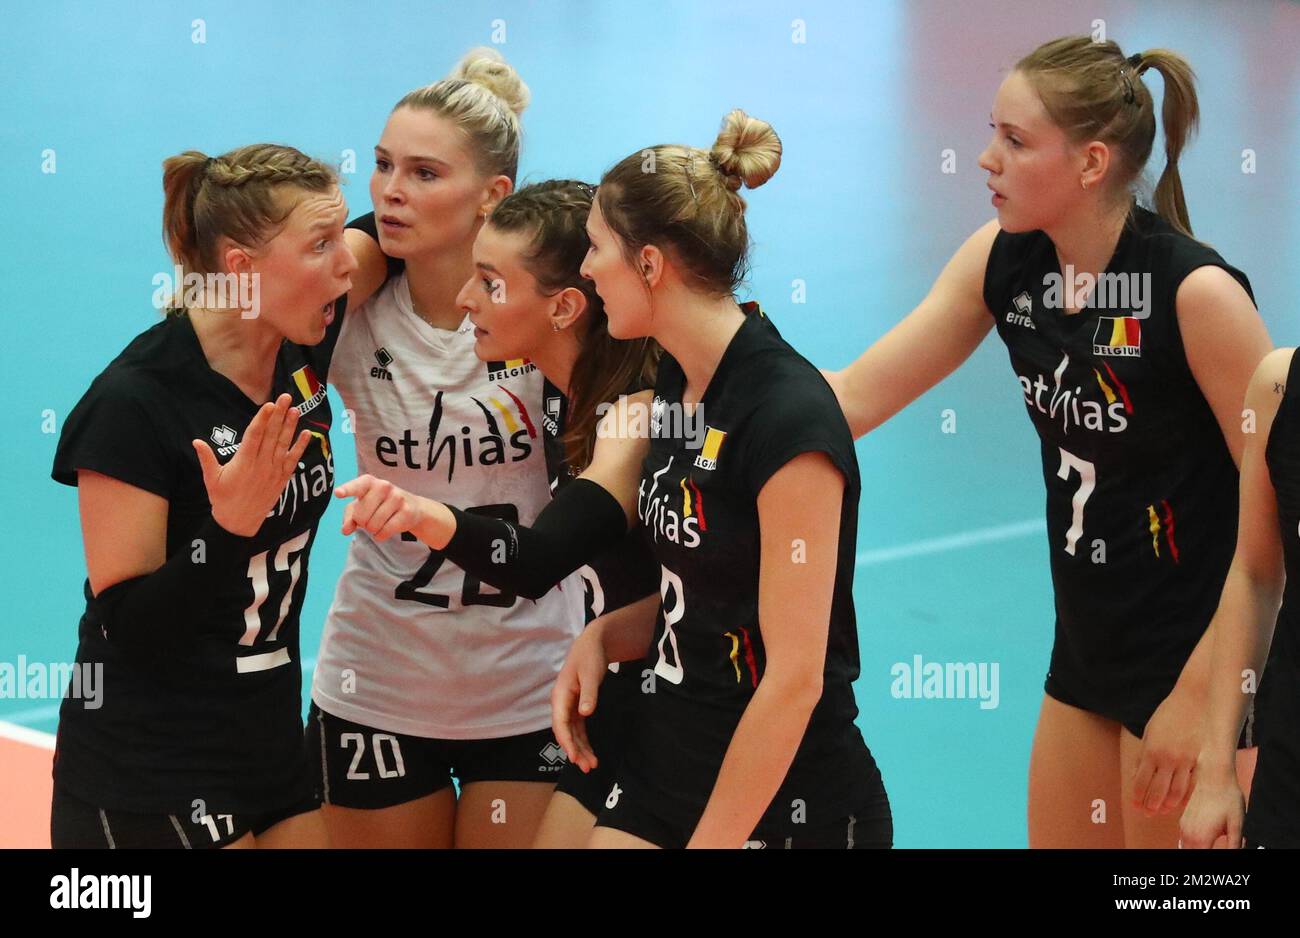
[{"xmin": 1120, "ymin": 52, "xmax": 1146, "ymax": 105}]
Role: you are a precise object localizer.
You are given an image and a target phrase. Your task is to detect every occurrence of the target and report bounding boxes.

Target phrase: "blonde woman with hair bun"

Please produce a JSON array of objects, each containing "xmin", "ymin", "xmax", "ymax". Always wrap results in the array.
[
  {"xmin": 337, "ymin": 108, "xmax": 894, "ymax": 849},
  {"xmin": 307, "ymin": 47, "xmax": 588, "ymax": 849}
]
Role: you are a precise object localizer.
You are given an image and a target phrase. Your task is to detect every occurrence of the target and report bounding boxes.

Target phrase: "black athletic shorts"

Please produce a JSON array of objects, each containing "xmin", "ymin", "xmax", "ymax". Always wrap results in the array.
[
  {"xmin": 307, "ymin": 702, "xmax": 566, "ymax": 809},
  {"xmin": 594, "ymin": 761, "xmax": 893, "ymax": 849},
  {"xmin": 1241, "ymin": 745, "xmax": 1300, "ymax": 849},
  {"xmin": 1240, "ymin": 813, "xmax": 1290, "ymax": 849},
  {"xmin": 1044, "ymin": 660, "xmax": 1259, "ymax": 748},
  {"xmin": 553, "ymin": 662, "xmax": 641, "ymax": 817},
  {"xmin": 50, "ymin": 778, "xmax": 319, "ymax": 849}
]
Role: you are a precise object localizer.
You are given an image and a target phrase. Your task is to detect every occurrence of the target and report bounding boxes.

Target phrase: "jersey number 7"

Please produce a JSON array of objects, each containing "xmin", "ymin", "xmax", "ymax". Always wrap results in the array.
[{"xmin": 1056, "ymin": 447, "xmax": 1096, "ymax": 556}]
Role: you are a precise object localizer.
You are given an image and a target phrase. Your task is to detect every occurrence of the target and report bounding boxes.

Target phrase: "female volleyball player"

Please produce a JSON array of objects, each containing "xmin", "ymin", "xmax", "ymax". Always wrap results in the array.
[
  {"xmin": 336, "ymin": 110, "xmax": 894, "ymax": 849},
  {"xmin": 1180, "ymin": 348, "xmax": 1296, "ymax": 849},
  {"xmin": 306, "ymin": 49, "xmax": 589, "ymax": 849},
  {"xmin": 50, "ymin": 144, "xmax": 357, "ymax": 848},
  {"xmin": 452, "ymin": 179, "xmax": 660, "ymax": 847},
  {"xmin": 823, "ymin": 37, "xmax": 1269, "ymax": 847}
]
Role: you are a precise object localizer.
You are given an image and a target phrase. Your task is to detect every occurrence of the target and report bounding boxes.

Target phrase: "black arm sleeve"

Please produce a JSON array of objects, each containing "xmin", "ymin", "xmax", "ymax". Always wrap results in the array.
[
  {"xmin": 590, "ymin": 523, "xmax": 662, "ymax": 614},
  {"xmin": 444, "ymin": 479, "xmax": 629, "ymax": 600},
  {"xmin": 346, "ymin": 212, "xmax": 406, "ymax": 281},
  {"xmin": 90, "ymin": 515, "xmax": 250, "ymax": 651}
]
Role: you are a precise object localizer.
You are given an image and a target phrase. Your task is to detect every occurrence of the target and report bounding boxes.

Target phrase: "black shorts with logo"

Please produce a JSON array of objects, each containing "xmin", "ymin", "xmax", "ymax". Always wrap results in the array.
[
  {"xmin": 50, "ymin": 773, "xmax": 319, "ymax": 849},
  {"xmin": 553, "ymin": 662, "xmax": 642, "ymax": 817},
  {"xmin": 307, "ymin": 703, "xmax": 566, "ymax": 809},
  {"xmin": 595, "ymin": 759, "xmax": 893, "ymax": 849}
]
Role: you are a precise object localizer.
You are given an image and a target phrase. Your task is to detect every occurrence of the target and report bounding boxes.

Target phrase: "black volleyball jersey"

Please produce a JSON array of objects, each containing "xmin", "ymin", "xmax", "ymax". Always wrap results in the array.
[
  {"xmin": 627, "ymin": 302, "xmax": 877, "ymax": 832},
  {"xmin": 50, "ymin": 298, "xmax": 348, "ymax": 814},
  {"xmin": 1247, "ymin": 350, "xmax": 1300, "ymax": 845},
  {"xmin": 540, "ymin": 378, "xmax": 659, "ymax": 621},
  {"xmin": 984, "ymin": 206, "xmax": 1254, "ymax": 703}
]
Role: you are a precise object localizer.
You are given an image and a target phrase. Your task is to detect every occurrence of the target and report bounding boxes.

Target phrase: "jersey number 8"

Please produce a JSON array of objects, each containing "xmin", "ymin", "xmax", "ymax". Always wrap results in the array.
[{"xmin": 653, "ymin": 565, "xmax": 686, "ymax": 685}]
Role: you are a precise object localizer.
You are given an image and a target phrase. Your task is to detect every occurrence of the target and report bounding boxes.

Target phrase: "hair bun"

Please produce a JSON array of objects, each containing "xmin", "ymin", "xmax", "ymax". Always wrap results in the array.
[
  {"xmin": 711, "ymin": 109, "xmax": 782, "ymax": 190},
  {"xmin": 450, "ymin": 46, "xmax": 530, "ymax": 116}
]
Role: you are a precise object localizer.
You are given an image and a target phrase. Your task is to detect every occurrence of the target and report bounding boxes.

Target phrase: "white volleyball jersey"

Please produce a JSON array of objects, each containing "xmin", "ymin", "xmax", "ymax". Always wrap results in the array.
[{"xmin": 312, "ymin": 274, "xmax": 585, "ymax": 738}]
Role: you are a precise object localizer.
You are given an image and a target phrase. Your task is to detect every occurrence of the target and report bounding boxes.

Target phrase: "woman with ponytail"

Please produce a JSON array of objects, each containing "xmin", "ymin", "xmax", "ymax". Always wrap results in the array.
[
  {"xmin": 307, "ymin": 48, "xmax": 591, "ymax": 849},
  {"xmin": 823, "ymin": 36, "xmax": 1270, "ymax": 847},
  {"xmin": 50, "ymin": 144, "xmax": 357, "ymax": 848},
  {"xmin": 337, "ymin": 111, "xmax": 894, "ymax": 849}
]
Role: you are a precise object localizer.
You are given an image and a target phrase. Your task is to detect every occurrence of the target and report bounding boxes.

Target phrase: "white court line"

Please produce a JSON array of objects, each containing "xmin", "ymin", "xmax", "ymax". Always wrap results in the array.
[
  {"xmin": 0, "ymin": 720, "xmax": 56, "ymax": 750},
  {"xmin": 855, "ymin": 518, "xmax": 1044, "ymax": 566}
]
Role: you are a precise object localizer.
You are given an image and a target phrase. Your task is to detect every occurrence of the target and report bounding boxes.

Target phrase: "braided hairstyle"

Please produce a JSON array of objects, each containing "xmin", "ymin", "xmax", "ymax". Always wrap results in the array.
[
  {"xmin": 489, "ymin": 180, "xmax": 659, "ymax": 471},
  {"xmin": 161, "ymin": 144, "xmax": 339, "ymax": 308}
]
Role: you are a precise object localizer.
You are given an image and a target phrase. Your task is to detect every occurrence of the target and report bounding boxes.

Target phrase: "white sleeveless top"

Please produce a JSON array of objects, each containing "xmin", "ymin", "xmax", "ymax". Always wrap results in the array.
[{"xmin": 312, "ymin": 274, "xmax": 584, "ymax": 738}]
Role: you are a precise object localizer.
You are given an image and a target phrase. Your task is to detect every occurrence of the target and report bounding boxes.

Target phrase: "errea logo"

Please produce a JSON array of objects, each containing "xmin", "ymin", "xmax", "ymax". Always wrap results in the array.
[
  {"xmin": 539, "ymin": 741, "xmax": 567, "ymax": 769},
  {"xmin": 210, "ymin": 425, "xmax": 239, "ymax": 457},
  {"xmin": 650, "ymin": 396, "xmax": 666, "ymax": 435},
  {"xmin": 370, "ymin": 347, "xmax": 394, "ymax": 381},
  {"xmin": 542, "ymin": 395, "xmax": 562, "ymax": 437},
  {"xmin": 1005, "ymin": 291, "xmax": 1035, "ymax": 330}
]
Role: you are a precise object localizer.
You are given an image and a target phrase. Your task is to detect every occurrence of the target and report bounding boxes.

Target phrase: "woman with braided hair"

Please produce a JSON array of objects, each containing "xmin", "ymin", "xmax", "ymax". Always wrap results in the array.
[
  {"xmin": 822, "ymin": 36, "xmax": 1270, "ymax": 847},
  {"xmin": 50, "ymin": 143, "xmax": 358, "ymax": 848},
  {"xmin": 305, "ymin": 48, "xmax": 591, "ymax": 849}
]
